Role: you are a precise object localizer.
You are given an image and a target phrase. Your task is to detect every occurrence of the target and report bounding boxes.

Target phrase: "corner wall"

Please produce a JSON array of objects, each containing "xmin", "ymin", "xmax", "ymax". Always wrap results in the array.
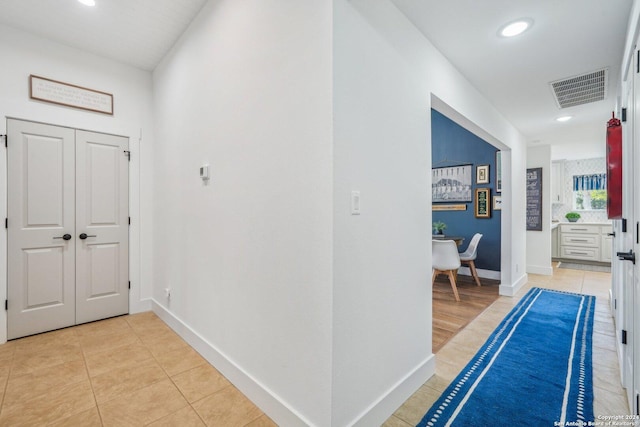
[
  {"xmin": 151, "ymin": 1, "xmax": 333, "ymax": 425},
  {"xmin": 333, "ymin": 0, "xmax": 528, "ymax": 424}
]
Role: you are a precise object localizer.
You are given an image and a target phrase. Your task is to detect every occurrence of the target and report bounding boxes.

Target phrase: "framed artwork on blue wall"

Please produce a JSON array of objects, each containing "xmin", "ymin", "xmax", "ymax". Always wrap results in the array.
[
  {"xmin": 475, "ymin": 188, "xmax": 491, "ymax": 218},
  {"xmin": 476, "ymin": 164, "xmax": 490, "ymax": 184},
  {"xmin": 432, "ymin": 164, "xmax": 472, "ymax": 203}
]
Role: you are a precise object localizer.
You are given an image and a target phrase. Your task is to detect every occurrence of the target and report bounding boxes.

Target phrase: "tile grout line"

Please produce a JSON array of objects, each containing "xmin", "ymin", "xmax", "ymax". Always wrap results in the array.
[{"xmin": 78, "ymin": 327, "xmax": 106, "ymax": 427}]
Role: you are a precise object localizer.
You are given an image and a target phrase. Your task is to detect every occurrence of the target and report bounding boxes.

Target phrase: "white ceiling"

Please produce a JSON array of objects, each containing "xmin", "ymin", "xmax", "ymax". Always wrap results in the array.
[
  {"xmin": 390, "ymin": 0, "xmax": 634, "ymax": 149},
  {"xmin": 0, "ymin": 0, "xmax": 208, "ymax": 71},
  {"xmin": 0, "ymin": 0, "xmax": 633, "ymax": 150}
]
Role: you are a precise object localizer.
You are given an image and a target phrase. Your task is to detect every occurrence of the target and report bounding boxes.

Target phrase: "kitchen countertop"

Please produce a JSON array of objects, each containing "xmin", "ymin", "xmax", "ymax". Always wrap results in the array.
[{"xmin": 551, "ymin": 221, "xmax": 612, "ymax": 230}]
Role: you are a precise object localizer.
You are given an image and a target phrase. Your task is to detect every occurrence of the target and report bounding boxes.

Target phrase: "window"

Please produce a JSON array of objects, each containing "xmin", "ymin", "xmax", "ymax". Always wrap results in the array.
[
  {"xmin": 573, "ymin": 173, "xmax": 606, "ymax": 211},
  {"xmin": 574, "ymin": 189, "xmax": 607, "ymax": 210}
]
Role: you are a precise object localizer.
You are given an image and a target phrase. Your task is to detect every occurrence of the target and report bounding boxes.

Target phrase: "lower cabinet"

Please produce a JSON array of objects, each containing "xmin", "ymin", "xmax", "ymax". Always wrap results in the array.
[{"xmin": 559, "ymin": 223, "xmax": 612, "ymax": 263}]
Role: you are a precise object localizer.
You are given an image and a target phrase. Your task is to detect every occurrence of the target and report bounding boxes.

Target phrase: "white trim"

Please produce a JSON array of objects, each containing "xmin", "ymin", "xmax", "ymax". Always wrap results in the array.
[
  {"xmin": 526, "ymin": 264, "xmax": 553, "ymax": 276},
  {"xmin": 559, "ymin": 296, "xmax": 585, "ymax": 424},
  {"xmin": 499, "ymin": 273, "xmax": 528, "ymax": 296},
  {"xmin": 351, "ymin": 355, "xmax": 435, "ymax": 427},
  {"xmin": 152, "ymin": 300, "xmax": 311, "ymax": 426}
]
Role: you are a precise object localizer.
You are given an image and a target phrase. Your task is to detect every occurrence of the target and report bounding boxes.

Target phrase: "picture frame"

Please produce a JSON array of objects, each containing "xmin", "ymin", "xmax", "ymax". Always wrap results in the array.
[
  {"xmin": 29, "ymin": 74, "xmax": 114, "ymax": 115},
  {"xmin": 526, "ymin": 167, "xmax": 543, "ymax": 231},
  {"xmin": 432, "ymin": 164, "xmax": 473, "ymax": 203},
  {"xmin": 476, "ymin": 164, "xmax": 490, "ymax": 184},
  {"xmin": 475, "ymin": 188, "xmax": 491, "ymax": 218},
  {"xmin": 496, "ymin": 151, "xmax": 502, "ymax": 193},
  {"xmin": 432, "ymin": 204, "xmax": 467, "ymax": 211},
  {"xmin": 493, "ymin": 195, "xmax": 502, "ymax": 211}
]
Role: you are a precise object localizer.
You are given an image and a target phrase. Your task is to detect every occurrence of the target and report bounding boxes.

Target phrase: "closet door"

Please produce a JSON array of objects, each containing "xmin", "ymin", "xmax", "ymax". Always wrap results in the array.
[
  {"xmin": 7, "ymin": 119, "xmax": 76, "ymax": 339},
  {"xmin": 75, "ymin": 130, "xmax": 129, "ymax": 324}
]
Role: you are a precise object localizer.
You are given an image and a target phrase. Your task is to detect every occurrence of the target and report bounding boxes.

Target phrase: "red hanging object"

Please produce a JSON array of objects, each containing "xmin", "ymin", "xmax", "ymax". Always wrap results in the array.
[{"xmin": 606, "ymin": 112, "xmax": 622, "ymax": 219}]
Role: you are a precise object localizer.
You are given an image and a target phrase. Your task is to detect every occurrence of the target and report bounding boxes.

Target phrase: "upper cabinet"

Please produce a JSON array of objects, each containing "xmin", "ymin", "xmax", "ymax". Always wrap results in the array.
[{"xmin": 551, "ymin": 161, "xmax": 565, "ymax": 204}]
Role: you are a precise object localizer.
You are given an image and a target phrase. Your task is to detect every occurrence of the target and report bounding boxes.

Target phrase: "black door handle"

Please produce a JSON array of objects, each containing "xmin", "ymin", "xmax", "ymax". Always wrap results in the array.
[
  {"xmin": 79, "ymin": 233, "xmax": 97, "ymax": 240},
  {"xmin": 54, "ymin": 234, "xmax": 72, "ymax": 241},
  {"xmin": 608, "ymin": 232, "xmax": 616, "ymax": 237},
  {"xmin": 617, "ymin": 250, "xmax": 636, "ymax": 264}
]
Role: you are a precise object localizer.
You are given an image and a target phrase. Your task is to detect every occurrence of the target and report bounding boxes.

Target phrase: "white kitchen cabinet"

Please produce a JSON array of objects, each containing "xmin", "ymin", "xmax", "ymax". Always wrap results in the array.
[
  {"xmin": 559, "ymin": 223, "xmax": 612, "ymax": 264},
  {"xmin": 551, "ymin": 161, "xmax": 565, "ymax": 204}
]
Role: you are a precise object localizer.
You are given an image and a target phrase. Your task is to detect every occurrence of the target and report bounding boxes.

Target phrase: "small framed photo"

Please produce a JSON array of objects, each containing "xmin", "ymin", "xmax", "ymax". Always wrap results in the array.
[
  {"xmin": 493, "ymin": 195, "xmax": 502, "ymax": 211},
  {"xmin": 475, "ymin": 188, "xmax": 491, "ymax": 218},
  {"xmin": 476, "ymin": 164, "xmax": 490, "ymax": 184}
]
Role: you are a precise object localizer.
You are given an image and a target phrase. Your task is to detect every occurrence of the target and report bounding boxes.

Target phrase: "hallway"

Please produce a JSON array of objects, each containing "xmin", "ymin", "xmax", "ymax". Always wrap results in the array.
[
  {"xmin": 0, "ymin": 264, "xmax": 628, "ymax": 425},
  {"xmin": 385, "ymin": 264, "xmax": 629, "ymax": 425}
]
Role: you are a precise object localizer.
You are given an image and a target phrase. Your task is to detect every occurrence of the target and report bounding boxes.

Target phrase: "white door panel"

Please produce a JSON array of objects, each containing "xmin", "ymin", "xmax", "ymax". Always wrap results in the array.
[
  {"xmin": 7, "ymin": 119, "xmax": 75, "ymax": 339},
  {"xmin": 7, "ymin": 120, "xmax": 129, "ymax": 338},
  {"xmin": 75, "ymin": 130, "xmax": 129, "ymax": 324}
]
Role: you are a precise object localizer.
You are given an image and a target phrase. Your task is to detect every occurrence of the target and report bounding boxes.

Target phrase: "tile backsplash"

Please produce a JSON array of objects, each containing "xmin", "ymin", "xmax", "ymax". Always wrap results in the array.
[{"xmin": 552, "ymin": 157, "xmax": 610, "ymax": 223}]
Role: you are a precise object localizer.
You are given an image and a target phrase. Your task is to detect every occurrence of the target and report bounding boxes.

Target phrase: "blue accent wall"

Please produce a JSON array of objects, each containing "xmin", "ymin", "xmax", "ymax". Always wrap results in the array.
[{"xmin": 432, "ymin": 109, "xmax": 501, "ymax": 272}]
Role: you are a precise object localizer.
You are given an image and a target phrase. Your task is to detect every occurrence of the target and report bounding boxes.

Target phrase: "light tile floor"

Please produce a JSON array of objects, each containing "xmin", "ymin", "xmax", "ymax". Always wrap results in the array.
[
  {"xmin": 385, "ymin": 264, "xmax": 631, "ymax": 426},
  {"xmin": 0, "ymin": 265, "xmax": 630, "ymax": 426},
  {"xmin": 0, "ymin": 311, "xmax": 276, "ymax": 426}
]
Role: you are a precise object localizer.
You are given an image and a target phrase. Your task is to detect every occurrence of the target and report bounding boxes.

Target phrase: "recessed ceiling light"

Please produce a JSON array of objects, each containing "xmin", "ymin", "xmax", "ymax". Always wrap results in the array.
[
  {"xmin": 77, "ymin": 0, "xmax": 96, "ymax": 6},
  {"xmin": 499, "ymin": 18, "xmax": 533, "ymax": 38},
  {"xmin": 556, "ymin": 116, "xmax": 572, "ymax": 122}
]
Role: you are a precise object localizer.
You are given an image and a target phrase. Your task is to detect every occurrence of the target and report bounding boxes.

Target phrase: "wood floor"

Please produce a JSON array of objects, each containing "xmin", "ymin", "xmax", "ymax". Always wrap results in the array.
[{"xmin": 432, "ymin": 273, "xmax": 500, "ymax": 352}]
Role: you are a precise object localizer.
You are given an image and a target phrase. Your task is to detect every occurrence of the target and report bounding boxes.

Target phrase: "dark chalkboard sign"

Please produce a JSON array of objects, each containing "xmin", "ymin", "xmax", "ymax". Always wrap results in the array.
[{"xmin": 526, "ymin": 167, "xmax": 543, "ymax": 231}]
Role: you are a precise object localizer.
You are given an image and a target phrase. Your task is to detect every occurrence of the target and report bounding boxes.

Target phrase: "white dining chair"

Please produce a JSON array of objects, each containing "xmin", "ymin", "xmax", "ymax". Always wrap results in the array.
[
  {"xmin": 432, "ymin": 239, "xmax": 461, "ymax": 302},
  {"xmin": 459, "ymin": 233, "xmax": 483, "ymax": 287}
]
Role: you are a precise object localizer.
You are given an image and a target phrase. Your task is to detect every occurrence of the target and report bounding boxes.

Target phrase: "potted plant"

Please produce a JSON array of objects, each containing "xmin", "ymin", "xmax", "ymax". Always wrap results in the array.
[
  {"xmin": 565, "ymin": 212, "xmax": 581, "ymax": 223},
  {"xmin": 433, "ymin": 221, "xmax": 447, "ymax": 235}
]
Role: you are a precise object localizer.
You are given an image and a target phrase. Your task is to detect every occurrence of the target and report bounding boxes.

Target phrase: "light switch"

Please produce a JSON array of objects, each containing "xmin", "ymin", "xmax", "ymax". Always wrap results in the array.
[
  {"xmin": 351, "ymin": 191, "xmax": 361, "ymax": 215},
  {"xmin": 200, "ymin": 164, "xmax": 210, "ymax": 180}
]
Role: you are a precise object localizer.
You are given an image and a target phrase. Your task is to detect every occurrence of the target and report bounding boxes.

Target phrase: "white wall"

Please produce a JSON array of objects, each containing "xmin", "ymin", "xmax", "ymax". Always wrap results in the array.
[
  {"xmin": 552, "ymin": 140, "xmax": 606, "ymax": 161},
  {"xmin": 0, "ymin": 24, "xmax": 154, "ymax": 344},
  {"xmin": 526, "ymin": 145, "xmax": 553, "ymax": 275},
  {"xmin": 332, "ymin": 0, "xmax": 529, "ymax": 424},
  {"xmin": 151, "ymin": 1, "xmax": 333, "ymax": 425}
]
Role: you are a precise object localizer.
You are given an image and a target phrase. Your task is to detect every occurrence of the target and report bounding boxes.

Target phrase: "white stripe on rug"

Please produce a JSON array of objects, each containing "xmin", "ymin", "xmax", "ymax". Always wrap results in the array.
[
  {"xmin": 444, "ymin": 288, "xmax": 544, "ymax": 426},
  {"xmin": 560, "ymin": 296, "xmax": 585, "ymax": 424}
]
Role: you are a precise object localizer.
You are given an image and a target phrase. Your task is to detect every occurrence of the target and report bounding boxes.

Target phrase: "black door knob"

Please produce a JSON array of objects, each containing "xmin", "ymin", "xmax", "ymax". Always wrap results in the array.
[
  {"xmin": 54, "ymin": 234, "xmax": 72, "ymax": 241},
  {"xmin": 616, "ymin": 250, "xmax": 636, "ymax": 264},
  {"xmin": 79, "ymin": 233, "xmax": 97, "ymax": 240}
]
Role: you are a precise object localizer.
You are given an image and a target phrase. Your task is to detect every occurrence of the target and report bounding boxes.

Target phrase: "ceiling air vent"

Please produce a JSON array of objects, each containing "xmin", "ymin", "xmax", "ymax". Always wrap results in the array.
[{"xmin": 550, "ymin": 68, "xmax": 608, "ymax": 109}]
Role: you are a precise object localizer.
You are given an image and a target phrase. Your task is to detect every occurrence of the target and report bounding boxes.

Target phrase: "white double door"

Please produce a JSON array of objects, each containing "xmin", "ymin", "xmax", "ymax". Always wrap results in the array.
[{"xmin": 7, "ymin": 119, "xmax": 129, "ymax": 339}]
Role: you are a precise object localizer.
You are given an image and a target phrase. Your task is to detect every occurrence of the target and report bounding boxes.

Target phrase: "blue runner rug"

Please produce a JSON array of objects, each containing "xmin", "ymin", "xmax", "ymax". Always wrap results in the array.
[{"xmin": 418, "ymin": 287, "xmax": 595, "ymax": 427}]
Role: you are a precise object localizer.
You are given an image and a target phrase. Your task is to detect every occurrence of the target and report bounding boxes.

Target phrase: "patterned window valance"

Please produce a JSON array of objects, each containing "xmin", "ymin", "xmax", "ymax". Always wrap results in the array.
[{"xmin": 573, "ymin": 173, "xmax": 606, "ymax": 191}]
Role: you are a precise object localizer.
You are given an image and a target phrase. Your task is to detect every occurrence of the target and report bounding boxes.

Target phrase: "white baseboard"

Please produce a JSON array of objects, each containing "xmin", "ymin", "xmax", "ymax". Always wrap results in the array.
[
  {"xmin": 130, "ymin": 297, "xmax": 152, "ymax": 314},
  {"xmin": 500, "ymin": 273, "xmax": 528, "ymax": 296},
  {"xmin": 351, "ymin": 354, "xmax": 435, "ymax": 427},
  {"xmin": 152, "ymin": 300, "xmax": 311, "ymax": 426},
  {"xmin": 526, "ymin": 264, "xmax": 553, "ymax": 276}
]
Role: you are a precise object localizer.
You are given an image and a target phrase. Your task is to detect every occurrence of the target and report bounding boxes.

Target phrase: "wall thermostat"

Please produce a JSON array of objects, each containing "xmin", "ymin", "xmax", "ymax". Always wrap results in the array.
[{"xmin": 200, "ymin": 164, "xmax": 210, "ymax": 180}]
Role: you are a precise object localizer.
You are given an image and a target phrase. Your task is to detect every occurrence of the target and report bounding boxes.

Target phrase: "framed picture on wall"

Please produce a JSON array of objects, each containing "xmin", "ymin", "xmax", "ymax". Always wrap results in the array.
[
  {"xmin": 493, "ymin": 196, "xmax": 502, "ymax": 210},
  {"xmin": 432, "ymin": 164, "xmax": 472, "ymax": 203},
  {"xmin": 476, "ymin": 165, "xmax": 490, "ymax": 184},
  {"xmin": 475, "ymin": 188, "xmax": 491, "ymax": 218},
  {"xmin": 496, "ymin": 151, "xmax": 502, "ymax": 192}
]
